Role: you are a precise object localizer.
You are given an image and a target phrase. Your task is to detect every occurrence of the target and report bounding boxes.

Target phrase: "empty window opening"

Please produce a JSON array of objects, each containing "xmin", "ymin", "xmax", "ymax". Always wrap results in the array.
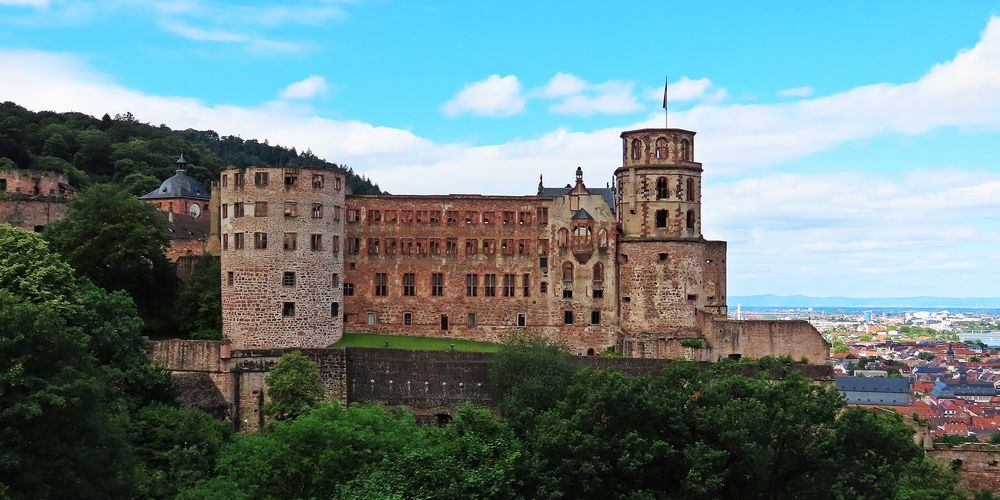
[
  {"xmin": 562, "ymin": 261, "xmax": 574, "ymax": 282},
  {"xmin": 331, "ymin": 302, "xmax": 339, "ymax": 317},
  {"xmin": 687, "ymin": 294, "xmax": 697, "ymax": 301},
  {"xmin": 255, "ymin": 202, "xmax": 268, "ymax": 217},
  {"xmin": 312, "ymin": 174, "xmax": 324, "ymax": 189},
  {"xmin": 655, "ymin": 210, "xmax": 668, "ymax": 228},
  {"xmin": 404, "ymin": 312, "xmax": 413, "ymax": 326},
  {"xmin": 656, "ymin": 177, "xmax": 668, "ymax": 198},
  {"xmin": 564, "ymin": 311, "xmax": 574, "ymax": 325},
  {"xmin": 254, "ymin": 232, "xmax": 267, "ymax": 250},
  {"xmin": 631, "ymin": 139, "xmax": 642, "ymax": 160},
  {"xmin": 310, "ymin": 234, "xmax": 323, "ymax": 251},
  {"xmin": 593, "ymin": 262, "xmax": 604, "ymax": 282},
  {"xmin": 344, "ymin": 283, "xmax": 354, "ymax": 296},
  {"xmin": 593, "ymin": 289, "xmax": 604, "ymax": 299},
  {"xmin": 522, "ymin": 274, "xmax": 530, "ymax": 297},
  {"xmin": 282, "ymin": 271, "xmax": 295, "ymax": 286},
  {"xmin": 440, "ymin": 314, "xmax": 449, "ymax": 331},
  {"xmin": 591, "ymin": 310, "xmax": 601, "ymax": 325},
  {"xmin": 540, "ymin": 282, "xmax": 548, "ymax": 294},
  {"xmin": 374, "ymin": 273, "xmax": 388, "ymax": 297},
  {"xmin": 623, "ymin": 296, "xmax": 631, "ymax": 302},
  {"xmin": 331, "ymin": 273, "xmax": 339, "ymax": 286},
  {"xmin": 467, "ymin": 313, "xmax": 476, "ymax": 327},
  {"xmin": 227, "ymin": 271, "xmax": 234, "ymax": 286},
  {"xmin": 431, "ymin": 273, "xmax": 444, "ymax": 296},
  {"xmin": 33, "ymin": 225, "xmax": 44, "ymax": 233},
  {"xmin": 517, "ymin": 313, "xmax": 526, "ymax": 327},
  {"xmin": 284, "ymin": 202, "xmax": 298, "ymax": 217},
  {"xmin": 282, "ymin": 302, "xmax": 295, "ymax": 317},
  {"xmin": 655, "ymin": 138, "xmax": 667, "ymax": 160},
  {"xmin": 502, "ymin": 274, "xmax": 516, "ymax": 297},
  {"xmin": 484, "ymin": 274, "xmax": 497, "ymax": 297},
  {"xmin": 686, "ymin": 178, "xmax": 695, "ymax": 201},
  {"xmin": 466, "ymin": 274, "xmax": 478, "ymax": 297},
  {"xmin": 255, "ymin": 172, "xmax": 268, "ymax": 186},
  {"xmin": 659, "ymin": 252, "xmax": 668, "ymax": 262},
  {"xmin": 681, "ymin": 139, "xmax": 691, "ymax": 161},
  {"xmin": 728, "ymin": 353, "xmax": 742, "ymax": 361},
  {"xmin": 686, "ymin": 210, "xmax": 695, "ymax": 229},
  {"xmin": 284, "ymin": 173, "xmax": 297, "ymax": 189}
]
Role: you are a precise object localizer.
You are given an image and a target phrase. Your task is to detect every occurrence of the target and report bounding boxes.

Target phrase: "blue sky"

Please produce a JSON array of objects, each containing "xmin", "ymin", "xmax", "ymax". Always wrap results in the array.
[{"xmin": 1, "ymin": 0, "xmax": 999, "ymax": 298}]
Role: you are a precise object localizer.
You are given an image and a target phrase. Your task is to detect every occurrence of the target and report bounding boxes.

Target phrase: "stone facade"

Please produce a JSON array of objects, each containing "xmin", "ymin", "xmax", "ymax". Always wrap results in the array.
[
  {"xmin": 928, "ymin": 443, "xmax": 1000, "ymax": 493},
  {"xmin": 219, "ymin": 167, "xmax": 345, "ymax": 348},
  {"xmin": 0, "ymin": 169, "xmax": 76, "ymax": 232}
]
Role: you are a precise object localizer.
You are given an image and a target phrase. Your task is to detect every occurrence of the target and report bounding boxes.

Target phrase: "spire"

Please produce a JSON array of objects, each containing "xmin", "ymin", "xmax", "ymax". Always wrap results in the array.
[
  {"xmin": 537, "ymin": 174, "xmax": 544, "ymax": 195},
  {"xmin": 176, "ymin": 153, "xmax": 188, "ymax": 174}
]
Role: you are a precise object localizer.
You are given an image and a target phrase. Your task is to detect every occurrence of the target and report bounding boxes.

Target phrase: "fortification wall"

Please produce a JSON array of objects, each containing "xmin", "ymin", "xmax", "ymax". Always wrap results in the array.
[
  {"xmin": 705, "ymin": 319, "xmax": 830, "ymax": 364},
  {"xmin": 929, "ymin": 444, "xmax": 1000, "ymax": 493},
  {"xmin": 0, "ymin": 197, "xmax": 67, "ymax": 231}
]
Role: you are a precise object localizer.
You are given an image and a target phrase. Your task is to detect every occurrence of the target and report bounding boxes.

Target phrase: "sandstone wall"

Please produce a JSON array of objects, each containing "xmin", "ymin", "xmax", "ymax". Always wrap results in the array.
[
  {"xmin": 929, "ymin": 444, "xmax": 1000, "ymax": 493},
  {"xmin": 704, "ymin": 319, "xmax": 830, "ymax": 364}
]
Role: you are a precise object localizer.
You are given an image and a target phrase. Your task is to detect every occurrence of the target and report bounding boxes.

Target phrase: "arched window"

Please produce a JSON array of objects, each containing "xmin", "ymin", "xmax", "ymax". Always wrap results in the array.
[
  {"xmin": 593, "ymin": 262, "xmax": 604, "ymax": 282},
  {"xmin": 681, "ymin": 139, "xmax": 691, "ymax": 161},
  {"xmin": 686, "ymin": 210, "xmax": 695, "ymax": 229},
  {"xmin": 557, "ymin": 228, "xmax": 569, "ymax": 248},
  {"xmin": 655, "ymin": 209, "xmax": 668, "ymax": 228},
  {"xmin": 598, "ymin": 228, "xmax": 608, "ymax": 248},
  {"xmin": 562, "ymin": 261, "xmax": 574, "ymax": 282},
  {"xmin": 631, "ymin": 139, "xmax": 642, "ymax": 160},
  {"xmin": 686, "ymin": 178, "xmax": 695, "ymax": 201},
  {"xmin": 655, "ymin": 177, "xmax": 668, "ymax": 199},
  {"xmin": 655, "ymin": 138, "xmax": 667, "ymax": 159}
]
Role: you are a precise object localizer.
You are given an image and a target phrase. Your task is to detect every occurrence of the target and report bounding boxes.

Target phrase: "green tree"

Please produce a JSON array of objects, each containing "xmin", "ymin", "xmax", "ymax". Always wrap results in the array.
[
  {"xmin": 175, "ymin": 254, "xmax": 222, "ymax": 339},
  {"xmin": 919, "ymin": 352, "xmax": 937, "ymax": 361},
  {"xmin": 992, "ymin": 430, "xmax": 1000, "ymax": 445},
  {"xmin": 120, "ymin": 171, "xmax": 161, "ymax": 196},
  {"xmin": 44, "ymin": 183, "xmax": 178, "ymax": 334},
  {"xmin": 489, "ymin": 335, "xmax": 576, "ymax": 434},
  {"xmin": 265, "ymin": 351, "xmax": 325, "ymax": 421}
]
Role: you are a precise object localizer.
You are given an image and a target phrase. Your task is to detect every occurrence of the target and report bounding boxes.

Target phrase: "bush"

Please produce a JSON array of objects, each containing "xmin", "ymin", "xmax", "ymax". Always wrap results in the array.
[{"xmin": 680, "ymin": 338, "xmax": 705, "ymax": 349}]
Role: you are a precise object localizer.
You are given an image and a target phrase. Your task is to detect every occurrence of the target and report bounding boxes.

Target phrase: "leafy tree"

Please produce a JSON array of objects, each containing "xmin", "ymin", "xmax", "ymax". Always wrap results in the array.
[
  {"xmin": 832, "ymin": 344, "xmax": 850, "ymax": 354},
  {"xmin": 175, "ymin": 254, "xmax": 222, "ymax": 339},
  {"xmin": 265, "ymin": 351, "xmax": 325, "ymax": 421},
  {"xmin": 489, "ymin": 335, "xmax": 575, "ymax": 433},
  {"xmin": 934, "ymin": 434, "xmax": 979, "ymax": 446},
  {"xmin": 44, "ymin": 183, "xmax": 178, "ymax": 334},
  {"xmin": 120, "ymin": 171, "xmax": 161, "ymax": 196},
  {"xmin": 992, "ymin": 430, "xmax": 1000, "ymax": 445}
]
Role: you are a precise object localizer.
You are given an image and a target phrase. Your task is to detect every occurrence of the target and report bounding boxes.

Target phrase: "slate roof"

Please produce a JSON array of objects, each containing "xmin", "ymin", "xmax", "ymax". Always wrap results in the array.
[
  {"xmin": 571, "ymin": 208, "xmax": 593, "ymax": 220},
  {"xmin": 835, "ymin": 376, "xmax": 910, "ymax": 394},
  {"xmin": 538, "ymin": 186, "xmax": 616, "ymax": 213},
  {"xmin": 141, "ymin": 169, "xmax": 210, "ymax": 201},
  {"xmin": 161, "ymin": 211, "xmax": 210, "ymax": 241},
  {"xmin": 931, "ymin": 380, "xmax": 998, "ymax": 399}
]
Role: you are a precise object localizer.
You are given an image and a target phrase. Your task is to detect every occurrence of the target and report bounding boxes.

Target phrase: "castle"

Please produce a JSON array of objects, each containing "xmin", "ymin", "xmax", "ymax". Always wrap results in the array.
[{"xmin": 218, "ymin": 125, "xmax": 828, "ymax": 362}]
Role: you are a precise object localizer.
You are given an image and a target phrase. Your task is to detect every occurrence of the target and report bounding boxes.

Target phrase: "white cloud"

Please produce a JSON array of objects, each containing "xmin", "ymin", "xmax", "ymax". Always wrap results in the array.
[
  {"xmin": 279, "ymin": 75, "xmax": 330, "ymax": 100},
  {"xmin": 643, "ymin": 76, "xmax": 723, "ymax": 104},
  {"xmin": 777, "ymin": 85, "xmax": 814, "ymax": 97},
  {"xmin": 441, "ymin": 74, "xmax": 525, "ymax": 118},
  {"xmin": 535, "ymin": 73, "xmax": 643, "ymax": 116},
  {"xmin": 537, "ymin": 72, "xmax": 587, "ymax": 98},
  {"xmin": 159, "ymin": 19, "xmax": 308, "ymax": 53}
]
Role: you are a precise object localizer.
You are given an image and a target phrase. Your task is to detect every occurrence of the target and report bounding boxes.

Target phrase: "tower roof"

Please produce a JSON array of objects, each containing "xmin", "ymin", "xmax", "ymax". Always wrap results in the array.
[
  {"xmin": 140, "ymin": 168, "xmax": 210, "ymax": 201},
  {"xmin": 571, "ymin": 208, "xmax": 593, "ymax": 220}
]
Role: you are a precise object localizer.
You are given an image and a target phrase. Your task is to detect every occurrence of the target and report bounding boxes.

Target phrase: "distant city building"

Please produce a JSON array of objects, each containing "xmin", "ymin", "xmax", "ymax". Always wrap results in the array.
[{"xmin": 836, "ymin": 376, "xmax": 911, "ymax": 406}]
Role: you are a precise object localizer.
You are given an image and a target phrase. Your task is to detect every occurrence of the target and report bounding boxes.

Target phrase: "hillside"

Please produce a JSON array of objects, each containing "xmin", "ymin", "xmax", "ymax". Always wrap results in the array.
[{"xmin": 0, "ymin": 101, "xmax": 382, "ymax": 195}]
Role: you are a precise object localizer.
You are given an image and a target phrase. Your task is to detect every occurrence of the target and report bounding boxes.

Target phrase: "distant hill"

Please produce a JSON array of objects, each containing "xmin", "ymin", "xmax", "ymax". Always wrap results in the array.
[
  {"xmin": 0, "ymin": 101, "xmax": 382, "ymax": 195},
  {"xmin": 730, "ymin": 294, "xmax": 1000, "ymax": 309}
]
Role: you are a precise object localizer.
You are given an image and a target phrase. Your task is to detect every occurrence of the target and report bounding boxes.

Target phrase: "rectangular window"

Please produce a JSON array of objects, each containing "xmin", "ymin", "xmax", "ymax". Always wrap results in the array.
[
  {"xmin": 367, "ymin": 238, "xmax": 381, "ymax": 255},
  {"xmin": 369, "ymin": 209, "xmax": 381, "ymax": 223},
  {"xmin": 401, "ymin": 239, "xmax": 413, "ymax": 255},
  {"xmin": 540, "ymin": 282, "xmax": 548, "ymax": 294},
  {"xmin": 312, "ymin": 174, "xmax": 324, "ymax": 189},
  {"xmin": 312, "ymin": 203, "xmax": 323, "ymax": 218},
  {"xmin": 221, "ymin": 174, "xmax": 227, "ymax": 188},
  {"xmin": 333, "ymin": 205, "xmax": 342, "ymax": 221},
  {"xmin": 283, "ymin": 233, "xmax": 297, "ymax": 250},
  {"xmin": 517, "ymin": 239, "xmax": 529, "ymax": 256},
  {"xmin": 591, "ymin": 310, "xmax": 601, "ymax": 325},
  {"xmin": 384, "ymin": 238, "xmax": 397, "ymax": 255},
  {"xmin": 400, "ymin": 210, "xmax": 413, "ymax": 223},
  {"xmin": 255, "ymin": 201, "xmax": 268, "ymax": 217},
  {"xmin": 429, "ymin": 239, "xmax": 440, "ymax": 255},
  {"xmin": 536, "ymin": 207, "xmax": 549, "ymax": 225},
  {"xmin": 564, "ymin": 311, "xmax": 573, "ymax": 325},
  {"xmin": 253, "ymin": 232, "xmax": 267, "ymax": 249},
  {"xmin": 348, "ymin": 238, "xmax": 360, "ymax": 254},
  {"xmin": 402, "ymin": 273, "xmax": 415, "ymax": 296},
  {"xmin": 255, "ymin": 171, "xmax": 269, "ymax": 187},
  {"xmin": 234, "ymin": 232, "xmax": 244, "ymax": 250},
  {"xmin": 332, "ymin": 235, "xmax": 340, "ymax": 254},
  {"xmin": 484, "ymin": 274, "xmax": 497, "ymax": 297},
  {"xmin": 465, "ymin": 239, "xmax": 478, "ymax": 256},
  {"xmin": 539, "ymin": 256, "xmax": 548, "ymax": 270},
  {"xmin": 501, "ymin": 239, "xmax": 514, "ymax": 255},
  {"xmin": 467, "ymin": 313, "xmax": 476, "ymax": 327},
  {"xmin": 282, "ymin": 302, "xmax": 295, "ymax": 317},
  {"xmin": 465, "ymin": 274, "xmax": 478, "ymax": 297},
  {"xmin": 222, "ymin": 233, "xmax": 229, "ymax": 250},
  {"xmin": 404, "ymin": 312, "xmax": 413, "ymax": 326},
  {"xmin": 334, "ymin": 176, "xmax": 342, "ymax": 190},
  {"xmin": 447, "ymin": 210, "xmax": 458, "ymax": 224},
  {"xmin": 416, "ymin": 210, "xmax": 427, "ymax": 223},
  {"xmin": 519, "ymin": 211, "xmax": 531, "ymax": 225},
  {"xmin": 517, "ymin": 313, "xmax": 526, "ymax": 327},
  {"xmin": 331, "ymin": 302, "xmax": 339, "ymax": 318},
  {"xmin": 282, "ymin": 271, "xmax": 295, "ymax": 286},
  {"xmin": 367, "ymin": 312, "xmax": 376, "ymax": 326},
  {"xmin": 344, "ymin": 283, "xmax": 354, "ymax": 296},
  {"xmin": 234, "ymin": 172, "xmax": 245, "ymax": 189},
  {"xmin": 310, "ymin": 234, "xmax": 322, "ymax": 251},
  {"xmin": 483, "ymin": 239, "xmax": 496, "ymax": 255},
  {"xmin": 593, "ymin": 289, "xmax": 604, "ymax": 299},
  {"xmin": 563, "ymin": 290, "xmax": 573, "ymax": 299},
  {"xmin": 431, "ymin": 273, "xmax": 444, "ymax": 297},
  {"xmin": 284, "ymin": 173, "xmax": 297, "ymax": 189},
  {"xmin": 502, "ymin": 211, "xmax": 514, "ymax": 225},
  {"xmin": 465, "ymin": 211, "xmax": 476, "ymax": 224},
  {"xmin": 347, "ymin": 209, "xmax": 359, "ymax": 222},
  {"xmin": 331, "ymin": 273, "xmax": 339, "ymax": 286},
  {"xmin": 227, "ymin": 271, "xmax": 234, "ymax": 286},
  {"xmin": 374, "ymin": 273, "xmax": 388, "ymax": 297},
  {"xmin": 222, "ymin": 203, "xmax": 228, "ymax": 218},
  {"xmin": 284, "ymin": 202, "xmax": 298, "ymax": 217},
  {"xmin": 502, "ymin": 274, "xmax": 515, "ymax": 297},
  {"xmin": 429, "ymin": 211, "xmax": 440, "ymax": 224},
  {"xmin": 234, "ymin": 202, "xmax": 245, "ymax": 218},
  {"xmin": 522, "ymin": 274, "xmax": 530, "ymax": 297},
  {"xmin": 446, "ymin": 238, "xmax": 458, "ymax": 255},
  {"xmin": 481, "ymin": 211, "xmax": 493, "ymax": 224}
]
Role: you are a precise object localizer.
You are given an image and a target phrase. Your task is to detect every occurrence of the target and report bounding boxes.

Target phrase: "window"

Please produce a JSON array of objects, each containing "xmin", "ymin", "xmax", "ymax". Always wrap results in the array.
[
  {"xmin": 431, "ymin": 273, "xmax": 444, "ymax": 296},
  {"xmin": 332, "ymin": 236, "xmax": 340, "ymax": 254},
  {"xmin": 234, "ymin": 172, "xmax": 245, "ymax": 189},
  {"xmin": 234, "ymin": 233, "xmax": 244, "ymax": 250},
  {"xmin": 686, "ymin": 210, "xmax": 695, "ymax": 229},
  {"xmin": 539, "ymin": 255, "xmax": 548, "ymax": 270},
  {"xmin": 429, "ymin": 211, "xmax": 440, "ymax": 224},
  {"xmin": 282, "ymin": 302, "xmax": 295, "ymax": 317},
  {"xmin": 233, "ymin": 202, "xmax": 245, "ymax": 218},
  {"xmin": 222, "ymin": 204, "xmax": 228, "ymax": 218},
  {"xmin": 563, "ymin": 290, "xmax": 573, "ymax": 299},
  {"xmin": 446, "ymin": 238, "xmax": 458, "ymax": 255},
  {"xmin": 593, "ymin": 262, "xmax": 604, "ymax": 282},
  {"xmin": 483, "ymin": 239, "xmax": 496, "ymax": 255},
  {"xmin": 404, "ymin": 312, "xmax": 412, "ymax": 326},
  {"xmin": 255, "ymin": 171, "xmax": 269, "ymax": 187},
  {"xmin": 681, "ymin": 139, "xmax": 691, "ymax": 161},
  {"xmin": 429, "ymin": 239, "xmax": 440, "ymax": 255},
  {"xmin": 466, "ymin": 274, "xmax": 478, "ymax": 297},
  {"xmin": 659, "ymin": 252, "xmax": 668, "ymax": 262},
  {"xmin": 385, "ymin": 210, "xmax": 398, "ymax": 223},
  {"xmin": 227, "ymin": 271, "xmax": 234, "ymax": 286},
  {"xmin": 467, "ymin": 313, "xmax": 476, "ymax": 327},
  {"xmin": 501, "ymin": 239, "xmax": 514, "ymax": 255},
  {"xmin": 312, "ymin": 174, "xmax": 324, "ymax": 189},
  {"xmin": 310, "ymin": 234, "xmax": 323, "ymax": 251},
  {"xmin": 403, "ymin": 273, "xmax": 415, "ymax": 296},
  {"xmin": 687, "ymin": 294, "xmax": 697, "ymax": 301},
  {"xmin": 283, "ymin": 233, "xmax": 297, "ymax": 250},
  {"xmin": 347, "ymin": 209, "xmax": 359, "ymax": 222},
  {"xmin": 374, "ymin": 273, "xmax": 388, "ymax": 296},
  {"xmin": 253, "ymin": 232, "xmax": 267, "ymax": 249},
  {"xmin": 557, "ymin": 228, "xmax": 569, "ymax": 248},
  {"xmin": 598, "ymin": 229, "xmax": 608, "ymax": 248},
  {"xmin": 484, "ymin": 274, "xmax": 497, "ymax": 297},
  {"xmin": 502, "ymin": 211, "xmax": 514, "ymax": 224},
  {"xmin": 332, "ymin": 273, "xmax": 339, "ymax": 286},
  {"xmin": 536, "ymin": 207, "xmax": 548, "ymax": 225},
  {"xmin": 517, "ymin": 313, "xmax": 526, "ymax": 327},
  {"xmin": 631, "ymin": 138, "xmax": 642, "ymax": 160},
  {"xmin": 656, "ymin": 209, "xmax": 668, "ymax": 228},
  {"xmin": 367, "ymin": 312, "xmax": 376, "ymax": 326},
  {"xmin": 368, "ymin": 209, "xmax": 381, "ymax": 223},
  {"xmin": 655, "ymin": 138, "xmax": 667, "ymax": 160},
  {"xmin": 482, "ymin": 211, "xmax": 493, "ymax": 224},
  {"xmin": 465, "ymin": 239, "xmax": 478, "ymax": 256},
  {"xmin": 312, "ymin": 204, "xmax": 323, "ymax": 218},
  {"xmin": 331, "ymin": 302, "xmax": 339, "ymax": 317},
  {"xmin": 368, "ymin": 238, "xmax": 381, "ymax": 255},
  {"xmin": 334, "ymin": 176, "xmax": 342, "ymax": 190},
  {"xmin": 400, "ymin": 210, "xmax": 413, "ymax": 223},
  {"xmin": 656, "ymin": 177, "xmax": 668, "ymax": 199},
  {"xmin": 562, "ymin": 261, "xmax": 574, "ymax": 282},
  {"xmin": 333, "ymin": 205, "xmax": 342, "ymax": 221},
  {"xmin": 591, "ymin": 310, "xmax": 601, "ymax": 325},
  {"xmin": 255, "ymin": 202, "xmax": 268, "ymax": 217},
  {"xmin": 518, "ymin": 240, "xmax": 529, "ymax": 255},
  {"xmin": 441, "ymin": 315, "xmax": 449, "ymax": 331},
  {"xmin": 465, "ymin": 211, "xmax": 476, "ymax": 224},
  {"xmin": 564, "ymin": 310, "xmax": 574, "ymax": 325},
  {"xmin": 416, "ymin": 210, "xmax": 428, "ymax": 223},
  {"xmin": 282, "ymin": 271, "xmax": 295, "ymax": 286},
  {"xmin": 540, "ymin": 282, "xmax": 548, "ymax": 294},
  {"xmin": 687, "ymin": 178, "xmax": 695, "ymax": 201},
  {"xmin": 519, "ymin": 211, "xmax": 531, "ymax": 225},
  {"xmin": 222, "ymin": 234, "xmax": 229, "ymax": 250},
  {"xmin": 284, "ymin": 202, "xmax": 298, "ymax": 217},
  {"xmin": 447, "ymin": 210, "xmax": 458, "ymax": 224},
  {"xmin": 344, "ymin": 283, "xmax": 354, "ymax": 296},
  {"xmin": 502, "ymin": 274, "xmax": 515, "ymax": 297},
  {"xmin": 593, "ymin": 289, "xmax": 604, "ymax": 299},
  {"xmin": 221, "ymin": 175, "xmax": 227, "ymax": 188},
  {"xmin": 284, "ymin": 173, "xmax": 297, "ymax": 189},
  {"xmin": 348, "ymin": 238, "xmax": 360, "ymax": 254}
]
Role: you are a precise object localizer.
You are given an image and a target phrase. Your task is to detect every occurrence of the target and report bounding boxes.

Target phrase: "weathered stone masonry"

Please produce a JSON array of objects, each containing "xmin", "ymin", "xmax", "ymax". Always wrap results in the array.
[{"xmin": 0, "ymin": 169, "xmax": 76, "ymax": 232}]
